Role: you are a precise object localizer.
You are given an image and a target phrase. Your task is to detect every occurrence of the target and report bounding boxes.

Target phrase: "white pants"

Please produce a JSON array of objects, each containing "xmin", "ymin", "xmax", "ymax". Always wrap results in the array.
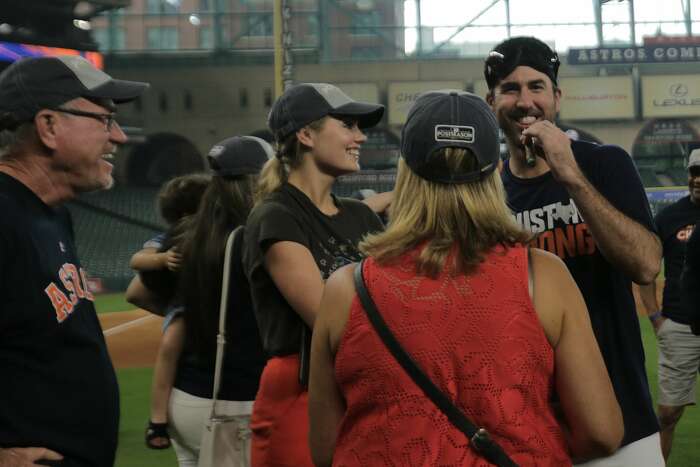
[
  {"xmin": 168, "ymin": 388, "xmax": 254, "ymax": 467},
  {"xmin": 574, "ymin": 433, "xmax": 664, "ymax": 467}
]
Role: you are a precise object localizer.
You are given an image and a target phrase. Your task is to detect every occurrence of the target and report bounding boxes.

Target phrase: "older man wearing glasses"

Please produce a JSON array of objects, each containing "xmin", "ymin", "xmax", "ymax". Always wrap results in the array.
[{"xmin": 0, "ymin": 56, "xmax": 148, "ymax": 467}]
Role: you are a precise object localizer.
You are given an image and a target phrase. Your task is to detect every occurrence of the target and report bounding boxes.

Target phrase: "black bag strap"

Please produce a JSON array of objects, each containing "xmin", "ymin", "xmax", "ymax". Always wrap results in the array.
[{"xmin": 353, "ymin": 260, "xmax": 519, "ymax": 467}]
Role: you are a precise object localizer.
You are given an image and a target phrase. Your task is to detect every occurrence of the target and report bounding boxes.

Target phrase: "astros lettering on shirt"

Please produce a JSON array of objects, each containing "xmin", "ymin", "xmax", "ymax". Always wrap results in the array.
[
  {"xmin": 514, "ymin": 198, "xmax": 595, "ymax": 258},
  {"xmin": 45, "ymin": 261, "xmax": 95, "ymax": 323},
  {"xmin": 501, "ymin": 140, "xmax": 661, "ymax": 447}
]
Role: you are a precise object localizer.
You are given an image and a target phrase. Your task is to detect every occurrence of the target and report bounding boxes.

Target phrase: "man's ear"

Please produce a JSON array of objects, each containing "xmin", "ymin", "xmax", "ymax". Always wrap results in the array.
[
  {"xmin": 485, "ymin": 90, "xmax": 495, "ymax": 107},
  {"xmin": 296, "ymin": 126, "xmax": 315, "ymax": 148},
  {"xmin": 554, "ymin": 87, "xmax": 562, "ymax": 114},
  {"xmin": 34, "ymin": 110, "xmax": 59, "ymax": 150}
]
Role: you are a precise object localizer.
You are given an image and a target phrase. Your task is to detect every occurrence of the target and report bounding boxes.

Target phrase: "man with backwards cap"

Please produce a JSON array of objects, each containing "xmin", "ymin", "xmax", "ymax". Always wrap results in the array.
[
  {"xmin": 485, "ymin": 37, "xmax": 663, "ymax": 465},
  {"xmin": 0, "ymin": 56, "xmax": 148, "ymax": 466},
  {"xmin": 638, "ymin": 147, "xmax": 700, "ymax": 462}
]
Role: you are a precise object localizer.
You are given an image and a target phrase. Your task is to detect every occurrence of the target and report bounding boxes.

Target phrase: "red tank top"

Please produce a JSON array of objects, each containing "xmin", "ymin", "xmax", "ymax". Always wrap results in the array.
[{"xmin": 333, "ymin": 246, "xmax": 570, "ymax": 466}]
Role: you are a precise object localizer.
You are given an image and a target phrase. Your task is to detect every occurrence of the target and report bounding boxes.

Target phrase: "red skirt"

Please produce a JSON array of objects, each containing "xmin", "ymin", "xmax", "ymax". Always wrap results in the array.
[{"xmin": 250, "ymin": 354, "xmax": 314, "ymax": 467}]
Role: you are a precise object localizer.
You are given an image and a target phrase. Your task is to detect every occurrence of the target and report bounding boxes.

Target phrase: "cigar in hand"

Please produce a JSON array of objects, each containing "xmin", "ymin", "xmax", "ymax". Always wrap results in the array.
[{"xmin": 525, "ymin": 137, "xmax": 537, "ymax": 167}]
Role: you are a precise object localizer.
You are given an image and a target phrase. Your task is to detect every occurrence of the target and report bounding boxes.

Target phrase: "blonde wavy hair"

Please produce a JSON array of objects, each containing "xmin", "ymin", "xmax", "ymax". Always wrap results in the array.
[{"xmin": 360, "ymin": 148, "xmax": 530, "ymax": 277}]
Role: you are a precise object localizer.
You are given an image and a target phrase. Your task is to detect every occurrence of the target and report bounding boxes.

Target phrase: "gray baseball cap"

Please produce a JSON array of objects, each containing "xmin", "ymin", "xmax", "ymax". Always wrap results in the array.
[
  {"xmin": 267, "ymin": 83, "xmax": 385, "ymax": 142},
  {"xmin": 207, "ymin": 136, "xmax": 273, "ymax": 177},
  {"xmin": 400, "ymin": 90, "xmax": 499, "ymax": 184},
  {"xmin": 688, "ymin": 148, "xmax": 700, "ymax": 169},
  {"xmin": 0, "ymin": 55, "xmax": 149, "ymax": 128}
]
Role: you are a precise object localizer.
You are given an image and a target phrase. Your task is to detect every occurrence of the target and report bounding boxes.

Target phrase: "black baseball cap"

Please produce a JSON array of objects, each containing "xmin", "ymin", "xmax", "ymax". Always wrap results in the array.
[
  {"xmin": 484, "ymin": 36, "xmax": 560, "ymax": 90},
  {"xmin": 0, "ymin": 55, "xmax": 149, "ymax": 128},
  {"xmin": 401, "ymin": 90, "xmax": 499, "ymax": 184},
  {"xmin": 267, "ymin": 83, "xmax": 385, "ymax": 142},
  {"xmin": 207, "ymin": 135, "xmax": 273, "ymax": 177}
]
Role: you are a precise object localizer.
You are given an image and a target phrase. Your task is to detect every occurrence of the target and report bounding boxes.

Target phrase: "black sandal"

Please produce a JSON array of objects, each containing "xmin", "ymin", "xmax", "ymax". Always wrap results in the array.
[{"xmin": 145, "ymin": 420, "xmax": 171, "ymax": 450}]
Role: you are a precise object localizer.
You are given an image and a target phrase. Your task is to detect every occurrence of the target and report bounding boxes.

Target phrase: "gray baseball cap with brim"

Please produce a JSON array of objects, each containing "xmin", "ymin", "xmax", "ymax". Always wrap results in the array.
[
  {"xmin": 688, "ymin": 149, "xmax": 700, "ymax": 169},
  {"xmin": 0, "ymin": 55, "xmax": 149, "ymax": 128},
  {"xmin": 267, "ymin": 83, "xmax": 385, "ymax": 142},
  {"xmin": 401, "ymin": 90, "xmax": 500, "ymax": 184}
]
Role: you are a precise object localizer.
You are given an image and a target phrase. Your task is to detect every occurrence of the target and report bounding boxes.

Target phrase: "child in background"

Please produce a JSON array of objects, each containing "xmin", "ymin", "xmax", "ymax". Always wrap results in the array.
[{"xmin": 125, "ymin": 173, "xmax": 210, "ymax": 450}]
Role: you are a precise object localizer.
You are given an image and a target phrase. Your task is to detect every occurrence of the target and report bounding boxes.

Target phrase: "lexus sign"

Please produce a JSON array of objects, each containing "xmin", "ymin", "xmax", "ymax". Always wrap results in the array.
[{"xmin": 642, "ymin": 75, "xmax": 700, "ymax": 118}]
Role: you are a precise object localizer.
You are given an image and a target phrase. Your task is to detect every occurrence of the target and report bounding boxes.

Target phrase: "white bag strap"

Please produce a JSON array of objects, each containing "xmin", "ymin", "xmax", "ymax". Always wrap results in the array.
[{"xmin": 209, "ymin": 225, "xmax": 244, "ymax": 418}]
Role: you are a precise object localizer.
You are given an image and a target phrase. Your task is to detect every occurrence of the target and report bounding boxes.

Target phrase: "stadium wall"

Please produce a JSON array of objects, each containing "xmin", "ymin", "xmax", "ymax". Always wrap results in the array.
[{"xmin": 107, "ymin": 56, "xmax": 680, "ymax": 155}]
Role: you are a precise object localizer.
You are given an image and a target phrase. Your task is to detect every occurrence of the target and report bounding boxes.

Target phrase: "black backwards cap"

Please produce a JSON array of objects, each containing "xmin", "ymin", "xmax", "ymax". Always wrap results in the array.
[
  {"xmin": 401, "ymin": 90, "xmax": 500, "ymax": 184},
  {"xmin": 0, "ymin": 55, "xmax": 149, "ymax": 129},
  {"xmin": 484, "ymin": 36, "xmax": 560, "ymax": 90},
  {"xmin": 267, "ymin": 83, "xmax": 385, "ymax": 142},
  {"xmin": 207, "ymin": 135, "xmax": 273, "ymax": 177}
]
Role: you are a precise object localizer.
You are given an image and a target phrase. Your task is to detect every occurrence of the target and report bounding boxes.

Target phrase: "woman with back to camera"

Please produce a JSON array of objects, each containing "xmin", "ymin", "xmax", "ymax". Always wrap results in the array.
[
  {"xmin": 242, "ymin": 83, "xmax": 385, "ymax": 467},
  {"xmin": 308, "ymin": 91, "xmax": 623, "ymax": 466},
  {"xmin": 128, "ymin": 136, "xmax": 271, "ymax": 466}
]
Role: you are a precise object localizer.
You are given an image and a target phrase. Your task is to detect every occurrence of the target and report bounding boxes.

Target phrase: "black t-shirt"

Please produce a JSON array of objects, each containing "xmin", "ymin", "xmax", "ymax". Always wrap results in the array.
[
  {"xmin": 653, "ymin": 196, "xmax": 700, "ymax": 323},
  {"xmin": 243, "ymin": 183, "xmax": 384, "ymax": 357},
  {"xmin": 0, "ymin": 174, "xmax": 118, "ymax": 467},
  {"xmin": 681, "ymin": 221, "xmax": 700, "ymax": 335},
  {"xmin": 173, "ymin": 227, "xmax": 266, "ymax": 400},
  {"xmin": 502, "ymin": 140, "xmax": 659, "ymax": 447}
]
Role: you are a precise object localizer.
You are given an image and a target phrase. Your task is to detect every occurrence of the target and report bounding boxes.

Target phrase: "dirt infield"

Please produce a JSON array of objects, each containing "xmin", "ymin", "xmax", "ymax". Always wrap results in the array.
[{"xmin": 99, "ymin": 309, "xmax": 164, "ymax": 369}]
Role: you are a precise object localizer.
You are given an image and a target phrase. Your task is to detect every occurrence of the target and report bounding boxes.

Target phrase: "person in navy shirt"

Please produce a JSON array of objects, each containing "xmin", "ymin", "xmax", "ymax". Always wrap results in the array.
[
  {"xmin": 485, "ymin": 36, "xmax": 663, "ymax": 466},
  {"xmin": 0, "ymin": 56, "xmax": 147, "ymax": 466},
  {"xmin": 639, "ymin": 149, "xmax": 700, "ymax": 461}
]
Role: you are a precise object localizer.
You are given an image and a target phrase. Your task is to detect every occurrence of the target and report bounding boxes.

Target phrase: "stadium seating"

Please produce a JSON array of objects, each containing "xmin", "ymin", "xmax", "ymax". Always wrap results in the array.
[{"xmin": 67, "ymin": 185, "xmax": 164, "ymax": 291}]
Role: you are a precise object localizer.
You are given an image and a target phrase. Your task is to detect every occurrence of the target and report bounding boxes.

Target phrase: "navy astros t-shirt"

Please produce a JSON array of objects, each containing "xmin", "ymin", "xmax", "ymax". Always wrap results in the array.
[
  {"xmin": 653, "ymin": 195, "xmax": 700, "ymax": 324},
  {"xmin": 0, "ymin": 173, "xmax": 119, "ymax": 467},
  {"xmin": 681, "ymin": 220, "xmax": 700, "ymax": 334},
  {"xmin": 502, "ymin": 140, "xmax": 659, "ymax": 447}
]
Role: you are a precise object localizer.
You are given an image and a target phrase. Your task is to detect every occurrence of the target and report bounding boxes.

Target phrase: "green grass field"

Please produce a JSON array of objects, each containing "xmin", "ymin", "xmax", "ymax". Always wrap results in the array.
[
  {"xmin": 117, "ymin": 368, "xmax": 177, "ymax": 466},
  {"xmin": 96, "ymin": 295, "xmax": 699, "ymax": 467},
  {"xmin": 95, "ymin": 292, "xmax": 134, "ymax": 314}
]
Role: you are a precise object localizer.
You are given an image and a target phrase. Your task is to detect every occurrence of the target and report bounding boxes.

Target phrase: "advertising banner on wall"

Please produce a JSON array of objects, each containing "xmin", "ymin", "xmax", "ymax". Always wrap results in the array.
[
  {"xmin": 336, "ymin": 83, "xmax": 380, "ymax": 104},
  {"xmin": 568, "ymin": 45, "xmax": 700, "ymax": 65},
  {"xmin": 646, "ymin": 187, "xmax": 689, "ymax": 216},
  {"xmin": 558, "ymin": 76, "xmax": 635, "ymax": 120},
  {"xmin": 0, "ymin": 41, "xmax": 103, "ymax": 68},
  {"xmin": 642, "ymin": 75, "xmax": 700, "ymax": 118},
  {"xmin": 388, "ymin": 81, "xmax": 463, "ymax": 125},
  {"xmin": 636, "ymin": 119, "xmax": 699, "ymax": 145}
]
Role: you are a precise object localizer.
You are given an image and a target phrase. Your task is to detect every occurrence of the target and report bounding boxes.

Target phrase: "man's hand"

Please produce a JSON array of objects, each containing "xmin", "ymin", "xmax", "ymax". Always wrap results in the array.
[
  {"xmin": 164, "ymin": 248, "xmax": 182, "ymax": 272},
  {"xmin": 0, "ymin": 447, "xmax": 63, "ymax": 467},
  {"xmin": 521, "ymin": 120, "xmax": 583, "ymax": 186}
]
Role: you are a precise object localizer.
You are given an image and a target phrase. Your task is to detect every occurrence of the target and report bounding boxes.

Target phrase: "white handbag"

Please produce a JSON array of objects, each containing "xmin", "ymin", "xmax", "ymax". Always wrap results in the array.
[{"xmin": 198, "ymin": 226, "xmax": 252, "ymax": 467}]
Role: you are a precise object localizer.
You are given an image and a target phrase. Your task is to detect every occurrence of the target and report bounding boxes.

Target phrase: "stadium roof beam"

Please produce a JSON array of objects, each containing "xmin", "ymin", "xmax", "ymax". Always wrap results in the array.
[{"xmin": 428, "ymin": 0, "xmax": 501, "ymax": 55}]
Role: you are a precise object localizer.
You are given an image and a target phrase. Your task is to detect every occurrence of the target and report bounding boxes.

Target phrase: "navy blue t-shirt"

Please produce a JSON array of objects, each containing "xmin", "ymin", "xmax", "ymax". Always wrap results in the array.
[
  {"xmin": 0, "ymin": 173, "xmax": 119, "ymax": 466},
  {"xmin": 173, "ymin": 227, "xmax": 266, "ymax": 401},
  {"xmin": 681, "ymin": 221, "xmax": 700, "ymax": 334},
  {"xmin": 502, "ymin": 140, "xmax": 659, "ymax": 447},
  {"xmin": 653, "ymin": 196, "xmax": 700, "ymax": 324}
]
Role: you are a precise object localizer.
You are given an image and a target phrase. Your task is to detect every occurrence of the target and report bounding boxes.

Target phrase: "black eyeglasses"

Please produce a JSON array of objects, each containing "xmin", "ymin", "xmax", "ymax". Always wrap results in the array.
[{"xmin": 51, "ymin": 107, "xmax": 117, "ymax": 131}]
